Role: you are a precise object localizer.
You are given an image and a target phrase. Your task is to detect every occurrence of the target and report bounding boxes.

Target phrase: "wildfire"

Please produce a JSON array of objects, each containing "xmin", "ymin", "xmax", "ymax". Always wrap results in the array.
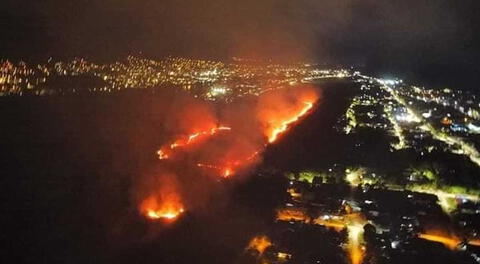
[
  {"xmin": 146, "ymin": 208, "xmax": 185, "ymax": 220},
  {"xmin": 141, "ymin": 88, "xmax": 322, "ymax": 227},
  {"xmin": 197, "ymin": 163, "xmax": 233, "ymax": 178},
  {"xmin": 268, "ymin": 101, "xmax": 314, "ymax": 143},
  {"xmin": 246, "ymin": 235, "xmax": 272, "ymax": 255},
  {"xmin": 196, "ymin": 150, "xmax": 260, "ymax": 178},
  {"xmin": 223, "ymin": 168, "xmax": 232, "ymax": 177},
  {"xmin": 139, "ymin": 176, "xmax": 185, "ymax": 221},
  {"xmin": 156, "ymin": 89, "xmax": 319, "ymax": 181},
  {"xmin": 141, "ymin": 195, "xmax": 185, "ymax": 220},
  {"xmin": 157, "ymin": 126, "xmax": 231, "ymax": 160}
]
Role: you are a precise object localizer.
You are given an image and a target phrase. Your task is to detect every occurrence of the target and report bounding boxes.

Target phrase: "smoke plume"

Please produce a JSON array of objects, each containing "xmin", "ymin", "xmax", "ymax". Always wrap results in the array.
[{"xmin": 134, "ymin": 85, "xmax": 321, "ymax": 222}]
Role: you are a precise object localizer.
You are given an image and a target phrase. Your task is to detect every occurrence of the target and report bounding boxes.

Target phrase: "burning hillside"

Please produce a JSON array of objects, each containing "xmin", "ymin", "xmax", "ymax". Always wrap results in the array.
[
  {"xmin": 139, "ymin": 173, "xmax": 185, "ymax": 221},
  {"xmin": 157, "ymin": 126, "xmax": 232, "ymax": 160},
  {"xmin": 257, "ymin": 87, "xmax": 319, "ymax": 143},
  {"xmin": 138, "ymin": 86, "xmax": 321, "ymax": 221}
]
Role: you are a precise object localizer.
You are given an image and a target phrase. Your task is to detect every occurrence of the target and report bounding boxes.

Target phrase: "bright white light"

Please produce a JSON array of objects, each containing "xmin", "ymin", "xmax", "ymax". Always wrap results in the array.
[
  {"xmin": 208, "ymin": 85, "xmax": 228, "ymax": 97},
  {"xmin": 422, "ymin": 111, "xmax": 432, "ymax": 118},
  {"xmin": 395, "ymin": 113, "xmax": 420, "ymax": 123}
]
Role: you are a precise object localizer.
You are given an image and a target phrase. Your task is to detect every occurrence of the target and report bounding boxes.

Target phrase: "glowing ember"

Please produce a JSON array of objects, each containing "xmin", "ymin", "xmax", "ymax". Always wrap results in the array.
[
  {"xmin": 223, "ymin": 168, "xmax": 232, "ymax": 178},
  {"xmin": 146, "ymin": 208, "xmax": 184, "ymax": 220},
  {"xmin": 196, "ymin": 150, "xmax": 260, "ymax": 178},
  {"xmin": 141, "ymin": 194, "xmax": 185, "ymax": 220},
  {"xmin": 140, "ymin": 176, "xmax": 185, "ymax": 221},
  {"xmin": 245, "ymin": 150, "xmax": 260, "ymax": 161},
  {"xmin": 196, "ymin": 163, "xmax": 218, "ymax": 169},
  {"xmin": 157, "ymin": 150, "xmax": 169, "ymax": 160},
  {"xmin": 246, "ymin": 235, "xmax": 272, "ymax": 255},
  {"xmin": 268, "ymin": 101, "xmax": 314, "ymax": 143},
  {"xmin": 197, "ymin": 163, "xmax": 234, "ymax": 178},
  {"xmin": 157, "ymin": 126, "xmax": 231, "ymax": 160}
]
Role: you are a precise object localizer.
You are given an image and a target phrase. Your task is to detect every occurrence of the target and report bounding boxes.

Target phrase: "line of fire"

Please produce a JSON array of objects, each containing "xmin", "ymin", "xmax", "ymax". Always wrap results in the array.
[
  {"xmin": 132, "ymin": 78, "xmax": 480, "ymax": 264},
  {"xmin": 140, "ymin": 87, "xmax": 320, "ymax": 222}
]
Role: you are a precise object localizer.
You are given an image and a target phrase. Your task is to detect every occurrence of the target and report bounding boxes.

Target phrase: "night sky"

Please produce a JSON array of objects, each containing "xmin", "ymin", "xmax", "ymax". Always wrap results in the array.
[{"xmin": 2, "ymin": 0, "xmax": 480, "ymax": 90}]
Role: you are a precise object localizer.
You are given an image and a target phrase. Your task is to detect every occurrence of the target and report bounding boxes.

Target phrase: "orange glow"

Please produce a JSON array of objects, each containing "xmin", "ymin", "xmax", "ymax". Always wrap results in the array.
[
  {"xmin": 470, "ymin": 239, "xmax": 480, "ymax": 246},
  {"xmin": 287, "ymin": 188, "xmax": 302, "ymax": 200},
  {"xmin": 276, "ymin": 208, "xmax": 310, "ymax": 223},
  {"xmin": 347, "ymin": 224, "xmax": 365, "ymax": 264},
  {"xmin": 441, "ymin": 117, "xmax": 453, "ymax": 126},
  {"xmin": 312, "ymin": 213, "xmax": 366, "ymax": 264},
  {"xmin": 277, "ymin": 252, "xmax": 291, "ymax": 260},
  {"xmin": 196, "ymin": 150, "xmax": 260, "ymax": 178},
  {"xmin": 268, "ymin": 101, "xmax": 314, "ymax": 143},
  {"xmin": 157, "ymin": 125, "xmax": 231, "ymax": 160},
  {"xmin": 418, "ymin": 233, "xmax": 460, "ymax": 250},
  {"xmin": 246, "ymin": 150, "xmax": 260, "ymax": 161},
  {"xmin": 197, "ymin": 163, "xmax": 231, "ymax": 177},
  {"xmin": 157, "ymin": 150, "xmax": 169, "ymax": 160},
  {"xmin": 257, "ymin": 87, "xmax": 320, "ymax": 144},
  {"xmin": 279, "ymin": 209, "xmax": 366, "ymax": 264},
  {"xmin": 223, "ymin": 168, "xmax": 232, "ymax": 178},
  {"xmin": 146, "ymin": 207, "xmax": 184, "ymax": 220},
  {"xmin": 139, "ymin": 176, "xmax": 185, "ymax": 221},
  {"xmin": 246, "ymin": 235, "xmax": 272, "ymax": 255},
  {"xmin": 196, "ymin": 163, "xmax": 235, "ymax": 178},
  {"xmin": 418, "ymin": 229, "xmax": 480, "ymax": 250},
  {"xmin": 312, "ymin": 217, "xmax": 346, "ymax": 232},
  {"xmin": 141, "ymin": 194, "xmax": 185, "ymax": 221}
]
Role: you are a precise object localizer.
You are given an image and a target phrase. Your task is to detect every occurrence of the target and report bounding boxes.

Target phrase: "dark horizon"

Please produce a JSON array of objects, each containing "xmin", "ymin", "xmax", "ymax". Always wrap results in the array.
[
  {"xmin": 2, "ymin": 0, "xmax": 480, "ymax": 90},
  {"xmin": 3, "ymin": 2, "xmax": 480, "ymax": 261}
]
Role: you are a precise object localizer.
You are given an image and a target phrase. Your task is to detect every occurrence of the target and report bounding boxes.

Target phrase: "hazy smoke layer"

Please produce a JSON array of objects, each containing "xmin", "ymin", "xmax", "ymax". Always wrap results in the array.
[{"xmin": 134, "ymin": 85, "xmax": 321, "ymax": 221}]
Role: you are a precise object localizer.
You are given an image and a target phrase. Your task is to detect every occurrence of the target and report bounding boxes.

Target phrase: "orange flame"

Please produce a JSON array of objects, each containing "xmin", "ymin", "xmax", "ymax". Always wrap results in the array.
[
  {"xmin": 196, "ymin": 150, "xmax": 260, "ymax": 178},
  {"xmin": 157, "ymin": 149, "xmax": 169, "ymax": 160},
  {"xmin": 140, "ymin": 195, "xmax": 185, "ymax": 220},
  {"xmin": 157, "ymin": 126, "xmax": 231, "ymax": 160},
  {"xmin": 197, "ymin": 163, "xmax": 233, "ymax": 178},
  {"xmin": 139, "ymin": 175, "xmax": 185, "ymax": 221},
  {"xmin": 223, "ymin": 168, "xmax": 232, "ymax": 178},
  {"xmin": 246, "ymin": 235, "xmax": 272, "ymax": 255},
  {"xmin": 267, "ymin": 101, "xmax": 314, "ymax": 143}
]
